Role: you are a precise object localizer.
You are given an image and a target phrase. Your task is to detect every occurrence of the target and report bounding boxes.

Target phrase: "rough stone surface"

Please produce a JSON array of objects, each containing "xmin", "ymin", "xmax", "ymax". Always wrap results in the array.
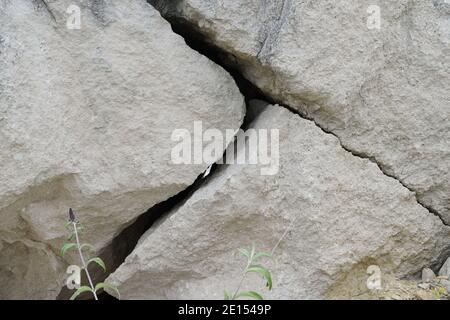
[
  {"xmin": 0, "ymin": 0, "xmax": 244, "ymax": 299},
  {"xmin": 106, "ymin": 102, "xmax": 450, "ymax": 299},
  {"xmin": 441, "ymin": 280, "xmax": 450, "ymax": 294},
  {"xmin": 422, "ymin": 268, "xmax": 436, "ymax": 283},
  {"xmin": 152, "ymin": 0, "xmax": 450, "ymax": 222},
  {"xmin": 439, "ymin": 257, "xmax": 450, "ymax": 277}
]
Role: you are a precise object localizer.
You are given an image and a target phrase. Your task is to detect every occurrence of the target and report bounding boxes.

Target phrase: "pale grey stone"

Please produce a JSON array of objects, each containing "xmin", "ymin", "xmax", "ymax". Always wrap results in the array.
[
  {"xmin": 439, "ymin": 257, "xmax": 450, "ymax": 277},
  {"xmin": 154, "ymin": 0, "xmax": 450, "ymax": 222},
  {"xmin": 422, "ymin": 268, "xmax": 436, "ymax": 283},
  {"xmin": 0, "ymin": 0, "xmax": 244, "ymax": 299},
  {"xmin": 438, "ymin": 279, "xmax": 450, "ymax": 292},
  {"xmin": 106, "ymin": 103, "xmax": 450, "ymax": 299}
]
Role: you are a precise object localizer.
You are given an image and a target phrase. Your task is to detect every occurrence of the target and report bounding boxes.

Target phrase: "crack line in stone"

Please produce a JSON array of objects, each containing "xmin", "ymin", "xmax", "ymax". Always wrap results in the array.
[
  {"xmin": 38, "ymin": 0, "xmax": 57, "ymax": 23},
  {"xmin": 275, "ymin": 101, "xmax": 450, "ymax": 227},
  {"xmin": 146, "ymin": 0, "xmax": 448, "ymax": 228}
]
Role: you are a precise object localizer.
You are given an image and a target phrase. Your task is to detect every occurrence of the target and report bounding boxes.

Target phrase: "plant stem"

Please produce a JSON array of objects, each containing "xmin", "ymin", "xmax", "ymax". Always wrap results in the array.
[
  {"xmin": 231, "ymin": 217, "xmax": 297, "ymax": 300},
  {"xmin": 73, "ymin": 222, "xmax": 98, "ymax": 300},
  {"xmin": 270, "ymin": 216, "xmax": 297, "ymax": 256},
  {"xmin": 232, "ymin": 257, "xmax": 252, "ymax": 299}
]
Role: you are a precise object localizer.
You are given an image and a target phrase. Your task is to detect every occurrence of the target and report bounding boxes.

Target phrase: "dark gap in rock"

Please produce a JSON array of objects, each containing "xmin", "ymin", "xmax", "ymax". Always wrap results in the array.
[
  {"xmin": 55, "ymin": 1, "xmax": 447, "ymax": 300},
  {"xmin": 148, "ymin": 0, "xmax": 450, "ymax": 275},
  {"xmin": 152, "ymin": 9, "xmax": 273, "ymax": 115},
  {"xmin": 35, "ymin": 0, "xmax": 57, "ymax": 22},
  {"xmin": 57, "ymin": 166, "xmax": 220, "ymax": 300},
  {"xmin": 149, "ymin": 2, "xmax": 449, "ymax": 229},
  {"xmin": 57, "ymin": 9, "xmax": 266, "ymax": 297}
]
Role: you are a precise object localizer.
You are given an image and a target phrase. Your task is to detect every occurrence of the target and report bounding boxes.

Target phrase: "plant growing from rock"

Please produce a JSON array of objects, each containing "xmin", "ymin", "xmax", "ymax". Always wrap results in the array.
[
  {"xmin": 224, "ymin": 243, "xmax": 273, "ymax": 300},
  {"xmin": 61, "ymin": 208, "xmax": 120, "ymax": 300},
  {"xmin": 432, "ymin": 286, "xmax": 447, "ymax": 300}
]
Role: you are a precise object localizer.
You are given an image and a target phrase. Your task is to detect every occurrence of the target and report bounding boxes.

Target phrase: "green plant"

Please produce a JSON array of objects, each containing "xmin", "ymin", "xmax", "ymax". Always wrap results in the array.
[
  {"xmin": 61, "ymin": 208, "xmax": 120, "ymax": 300},
  {"xmin": 432, "ymin": 286, "xmax": 446, "ymax": 300},
  {"xmin": 224, "ymin": 243, "xmax": 273, "ymax": 300}
]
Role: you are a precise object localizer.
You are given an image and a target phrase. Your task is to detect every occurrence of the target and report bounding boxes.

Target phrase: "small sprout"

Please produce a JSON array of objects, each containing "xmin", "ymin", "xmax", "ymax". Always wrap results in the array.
[
  {"xmin": 235, "ymin": 291, "xmax": 264, "ymax": 300},
  {"xmin": 225, "ymin": 243, "xmax": 273, "ymax": 300},
  {"xmin": 432, "ymin": 286, "xmax": 446, "ymax": 300},
  {"xmin": 87, "ymin": 257, "xmax": 106, "ymax": 272},
  {"xmin": 70, "ymin": 286, "xmax": 94, "ymax": 300},
  {"xmin": 60, "ymin": 243, "xmax": 77, "ymax": 258},
  {"xmin": 245, "ymin": 265, "xmax": 272, "ymax": 290},
  {"xmin": 61, "ymin": 208, "xmax": 119, "ymax": 300},
  {"xmin": 95, "ymin": 282, "xmax": 121, "ymax": 299}
]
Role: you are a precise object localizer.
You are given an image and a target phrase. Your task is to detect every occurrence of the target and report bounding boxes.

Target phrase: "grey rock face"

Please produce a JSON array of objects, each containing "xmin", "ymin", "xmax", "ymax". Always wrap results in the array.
[
  {"xmin": 439, "ymin": 257, "xmax": 450, "ymax": 277},
  {"xmin": 106, "ymin": 102, "xmax": 450, "ymax": 299},
  {"xmin": 153, "ymin": 0, "xmax": 450, "ymax": 222},
  {"xmin": 0, "ymin": 0, "xmax": 244, "ymax": 299},
  {"xmin": 421, "ymin": 268, "xmax": 436, "ymax": 283}
]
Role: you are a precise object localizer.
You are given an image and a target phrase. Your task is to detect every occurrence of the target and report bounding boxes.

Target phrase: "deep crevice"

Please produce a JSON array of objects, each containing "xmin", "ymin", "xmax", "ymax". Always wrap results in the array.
[
  {"xmin": 60, "ymin": 1, "xmax": 448, "ymax": 299},
  {"xmin": 56, "ymin": 19, "xmax": 259, "ymax": 296},
  {"xmin": 154, "ymin": 11, "xmax": 273, "ymax": 109},
  {"xmin": 149, "ymin": 1, "xmax": 449, "ymax": 228},
  {"xmin": 36, "ymin": 0, "xmax": 57, "ymax": 22},
  {"xmin": 278, "ymin": 103, "xmax": 450, "ymax": 228},
  {"xmin": 57, "ymin": 164, "xmax": 224, "ymax": 300},
  {"xmin": 58, "ymin": 10, "xmax": 260, "ymax": 298},
  {"xmin": 156, "ymin": 8, "xmax": 450, "ymax": 274}
]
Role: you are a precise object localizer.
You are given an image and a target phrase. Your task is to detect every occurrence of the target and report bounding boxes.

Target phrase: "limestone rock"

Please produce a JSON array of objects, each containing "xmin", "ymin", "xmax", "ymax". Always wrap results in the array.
[
  {"xmin": 0, "ymin": 0, "xmax": 244, "ymax": 299},
  {"xmin": 439, "ymin": 257, "xmax": 450, "ymax": 277},
  {"xmin": 106, "ymin": 102, "xmax": 449, "ymax": 299},
  {"xmin": 422, "ymin": 268, "xmax": 436, "ymax": 283},
  {"xmin": 152, "ymin": 0, "xmax": 450, "ymax": 222}
]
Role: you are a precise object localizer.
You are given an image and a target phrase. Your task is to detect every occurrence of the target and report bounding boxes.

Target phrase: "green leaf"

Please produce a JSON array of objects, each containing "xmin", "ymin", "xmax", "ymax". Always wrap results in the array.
[
  {"xmin": 95, "ymin": 282, "xmax": 120, "ymax": 299},
  {"xmin": 249, "ymin": 243, "xmax": 256, "ymax": 260},
  {"xmin": 87, "ymin": 257, "xmax": 106, "ymax": 272},
  {"xmin": 61, "ymin": 243, "xmax": 77, "ymax": 257},
  {"xmin": 65, "ymin": 221, "xmax": 74, "ymax": 228},
  {"xmin": 253, "ymin": 252, "xmax": 272, "ymax": 260},
  {"xmin": 245, "ymin": 265, "xmax": 272, "ymax": 290},
  {"xmin": 235, "ymin": 291, "xmax": 264, "ymax": 300},
  {"xmin": 224, "ymin": 290, "xmax": 232, "ymax": 300},
  {"xmin": 237, "ymin": 248, "xmax": 250, "ymax": 259},
  {"xmin": 67, "ymin": 232, "xmax": 75, "ymax": 241},
  {"xmin": 80, "ymin": 243, "xmax": 95, "ymax": 252},
  {"xmin": 69, "ymin": 286, "xmax": 93, "ymax": 300}
]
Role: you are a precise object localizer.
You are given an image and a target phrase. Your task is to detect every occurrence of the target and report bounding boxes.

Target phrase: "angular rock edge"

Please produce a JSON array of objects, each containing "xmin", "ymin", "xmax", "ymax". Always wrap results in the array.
[
  {"xmin": 143, "ymin": 0, "xmax": 450, "ymax": 227},
  {"xmin": 106, "ymin": 100, "xmax": 450, "ymax": 299},
  {"xmin": 147, "ymin": 0, "xmax": 450, "ymax": 226}
]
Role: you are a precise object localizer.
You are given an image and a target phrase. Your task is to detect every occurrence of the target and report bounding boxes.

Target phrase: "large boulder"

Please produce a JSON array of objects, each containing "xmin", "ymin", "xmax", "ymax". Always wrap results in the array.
[
  {"xmin": 106, "ymin": 102, "xmax": 450, "ymax": 299},
  {"xmin": 150, "ymin": 0, "xmax": 450, "ymax": 222},
  {"xmin": 0, "ymin": 0, "xmax": 244, "ymax": 299}
]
